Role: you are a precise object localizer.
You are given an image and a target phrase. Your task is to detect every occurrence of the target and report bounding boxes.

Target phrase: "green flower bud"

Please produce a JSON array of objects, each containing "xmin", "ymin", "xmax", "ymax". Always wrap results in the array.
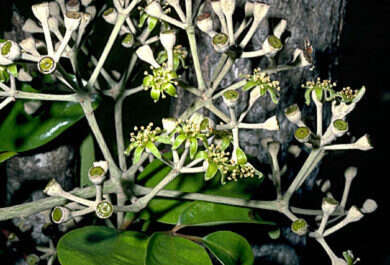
[
  {"xmin": 95, "ymin": 200, "xmax": 114, "ymax": 219},
  {"xmin": 332, "ymin": 119, "xmax": 348, "ymax": 137},
  {"xmin": 212, "ymin": 33, "xmax": 229, "ymax": 53},
  {"xmin": 38, "ymin": 56, "xmax": 56, "ymax": 74},
  {"xmin": 223, "ymin": 90, "xmax": 239, "ymax": 107},
  {"xmin": 291, "ymin": 218, "xmax": 308, "ymax": 236},
  {"xmin": 294, "ymin": 127, "xmax": 311, "ymax": 143},
  {"xmin": 51, "ymin": 206, "xmax": 70, "ymax": 224}
]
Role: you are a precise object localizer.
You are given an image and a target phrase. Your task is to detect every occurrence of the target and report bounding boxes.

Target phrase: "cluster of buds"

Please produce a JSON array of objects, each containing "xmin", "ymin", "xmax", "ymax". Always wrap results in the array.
[
  {"xmin": 128, "ymin": 123, "xmax": 162, "ymax": 150},
  {"xmin": 302, "ymin": 78, "xmax": 337, "ymax": 105},
  {"xmin": 157, "ymin": 45, "xmax": 188, "ymax": 71},
  {"xmin": 242, "ymin": 68, "xmax": 281, "ymax": 103},
  {"xmin": 223, "ymin": 163, "xmax": 256, "ymax": 182},
  {"xmin": 142, "ymin": 64, "xmax": 178, "ymax": 102},
  {"xmin": 336, "ymin": 86, "xmax": 364, "ymax": 104},
  {"xmin": 125, "ymin": 122, "xmax": 163, "ymax": 162},
  {"xmin": 18, "ymin": 0, "xmax": 95, "ymax": 74}
]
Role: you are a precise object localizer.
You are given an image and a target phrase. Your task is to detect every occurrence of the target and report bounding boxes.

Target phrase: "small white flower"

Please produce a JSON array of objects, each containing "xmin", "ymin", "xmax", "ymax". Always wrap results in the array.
[
  {"xmin": 222, "ymin": 90, "xmax": 240, "ymax": 107},
  {"xmin": 103, "ymin": 8, "xmax": 117, "ymax": 25},
  {"xmin": 32, "ymin": 2, "xmax": 50, "ymax": 23},
  {"xmin": 322, "ymin": 197, "xmax": 338, "ymax": 216},
  {"xmin": 51, "ymin": 206, "xmax": 71, "ymax": 224},
  {"xmin": 64, "ymin": 11, "xmax": 82, "ymax": 31},
  {"xmin": 353, "ymin": 134, "xmax": 373, "ymax": 151},
  {"xmin": 344, "ymin": 166, "xmax": 357, "ymax": 181},
  {"xmin": 136, "ymin": 45, "xmax": 160, "ymax": 68},
  {"xmin": 66, "ymin": 0, "xmax": 80, "ymax": 12},
  {"xmin": 262, "ymin": 116, "xmax": 279, "ymax": 131},
  {"xmin": 18, "ymin": 68, "xmax": 33, "ymax": 82},
  {"xmin": 346, "ymin": 205, "xmax": 364, "ymax": 223},
  {"xmin": 44, "ymin": 179, "xmax": 64, "ymax": 196},
  {"xmin": 88, "ymin": 161, "xmax": 108, "ymax": 185},
  {"xmin": 284, "ymin": 104, "xmax": 301, "ymax": 124},
  {"xmin": 1, "ymin": 40, "xmax": 21, "ymax": 62},
  {"xmin": 160, "ymin": 30, "xmax": 176, "ymax": 52},
  {"xmin": 361, "ymin": 199, "xmax": 377, "ymax": 214},
  {"xmin": 162, "ymin": 118, "xmax": 177, "ymax": 133},
  {"xmin": 22, "ymin": 18, "xmax": 44, "ymax": 33},
  {"xmin": 331, "ymin": 119, "xmax": 349, "ymax": 137},
  {"xmin": 144, "ymin": 1, "xmax": 164, "ymax": 19},
  {"xmin": 196, "ymin": 13, "xmax": 215, "ymax": 37}
]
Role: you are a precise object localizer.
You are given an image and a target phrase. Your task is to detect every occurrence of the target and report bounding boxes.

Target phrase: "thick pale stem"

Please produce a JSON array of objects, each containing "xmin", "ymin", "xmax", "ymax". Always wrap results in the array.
[
  {"xmin": 0, "ymin": 97, "xmax": 14, "ymax": 110},
  {"xmin": 42, "ymin": 20, "xmax": 54, "ymax": 55},
  {"xmin": 317, "ymin": 213, "xmax": 329, "ymax": 235},
  {"xmin": 186, "ymin": 26, "xmax": 206, "ymax": 90},
  {"xmin": 54, "ymin": 29, "xmax": 73, "ymax": 61},
  {"xmin": 80, "ymin": 98, "xmax": 121, "ymax": 181},
  {"xmin": 284, "ymin": 149, "xmax": 325, "ymax": 202},
  {"xmin": 0, "ymin": 91, "xmax": 79, "ymax": 102},
  {"xmin": 87, "ymin": 14, "xmax": 127, "ymax": 89},
  {"xmin": 340, "ymin": 178, "xmax": 353, "ymax": 210}
]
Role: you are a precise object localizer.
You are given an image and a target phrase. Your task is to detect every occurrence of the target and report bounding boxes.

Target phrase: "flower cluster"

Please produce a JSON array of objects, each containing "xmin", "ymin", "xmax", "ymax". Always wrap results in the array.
[
  {"xmin": 336, "ymin": 86, "xmax": 363, "ymax": 104},
  {"xmin": 302, "ymin": 78, "xmax": 337, "ymax": 105},
  {"xmin": 242, "ymin": 68, "xmax": 281, "ymax": 103},
  {"xmin": 125, "ymin": 122, "xmax": 164, "ymax": 162},
  {"xmin": 157, "ymin": 45, "xmax": 188, "ymax": 71},
  {"xmin": 143, "ymin": 65, "xmax": 178, "ymax": 102}
]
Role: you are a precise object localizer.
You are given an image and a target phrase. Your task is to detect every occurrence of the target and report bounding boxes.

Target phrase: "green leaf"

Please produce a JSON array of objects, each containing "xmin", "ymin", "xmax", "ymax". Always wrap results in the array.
[
  {"xmin": 242, "ymin": 81, "xmax": 257, "ymax": 91},
  {"xmin": 220, "ymin": 136, "xmax": 231, "ymax": 151},
  {"xmin": 150, "ymin": 87, "xmax": 160, "ymax": 102},
  {"xmin": 202, "ymin": 231, "xmax": 254, "ymax": 265},
  {"xmin": 57, "ymin": 226, "xmax": 148, "ymax": 265},
  {"xmin": 124, "ymin": 142, "xmax": 137, "ymax": 156},
  {"xmin": 189, "ymin": 137, "xmax": 198, "ymax": 159},
  {"xmin": 139, "ymin": 13, "xmax": 148, "ymax": 28},
  {"xmin": 268, "ymin": 228, "xmax": 281, "ymax": 240},
  {"xmin": 267, "ymin": 87, "xmax": 279, "ymax": 104},
  {"xmin": 205, "ymin": 161, "xmax": 218, "ymax": 181},
  {"xmin": 0, "ymin": 151, "xmax": 17, "ymax": 163},
  {"xmin": 147, "ymin": 17, "xmax": 158, "ymax": 31},
  {"xmin": 162, "ymin": 83, "xmax": 177, "ymax": 97},
  {"xmin": 235, "ymin": 148, "xmax": 247, "ymax": 165},
  {"xmin": 304, "ymin": 87, "xmax": 313, "ymax": 105},
  {"xmin": 156, "ymin": 135, "xmax": 171, "ymax": 144},
  {"xmin": 7, "ymin": 64, "xmax": 18, "ymax": 77},
  {"xmin": 0, "ymin": 94, "xmax": 100, "ymax": 152},
  {"xmin": 146, "ymin": 141, "xmax": 162, "ymax": 160},
  {"xmin": 136, "ymin": 162, "xmax": 267, "ymax": 225},
  {"xmin": 172, "ymin": 134, "xmax": 187, "ymax": 149},
  {"xmin": 314, "ymin": 86, "xmax": 323, "ymax": 102},
  {"xmin": 79, "ymin": 134, "xmax": 95, "ymax": 187},
  {"xmin": 146, "ymin": 232, "xmax": 212, "ymax": 265},
  {"xmin": 133, "ymin": 146, "xmax": 145, "ymax": 164},
  {"xmin": 195, "ymin": 150, "xmax": 208, "ymax": 160},
  {"xmin": 178, "ymin": 202, "xmax": 272, "ymax": 227}
]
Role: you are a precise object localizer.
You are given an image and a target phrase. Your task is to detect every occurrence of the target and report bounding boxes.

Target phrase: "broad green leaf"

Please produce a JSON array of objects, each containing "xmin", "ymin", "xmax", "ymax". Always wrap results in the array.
[
  {"xmin": 268, "ymin": 228, "xmax": 281, "ymax": 240},
  {"xmin": 0, "ymin": 94, "xmax": 100, "ymax": 152},
  {"xmin": 79, "ymin": 134, "xmax": 95, "ymax": 187},
  {"xmin": 146, "ymin": 141, "xmax": 162, "ymax": 160},
  {"xmin": 202, "ymin": 231, "xmax": 254, "ymax": 265},
  {"xmin": 172, "ymin": 134, "xmax": 187, "ymax": 149},
  {"xmin": 133, "ymin": 146, "xmax": 145, "ymax": 164},
  {"xmin": 57, "ymin": 226, "xmax": 148, "ymax": 265},
  {"xmin": 236, "ymin": 148, "xmax": 247, "ymax": 165},
  {"xmin": 221, "ymin": 136, "xmax": 231, "ymax": 151},
  {"xmin": 178, "ymin": 202, "xmax": 273, "ymax": 227},
  {"xmin": 189, "ymin": 137, "xmax": 198, "ymax": 159},
  {"xmin": 136, "ymin": 160, "xmax": 267, "ymax": 225},
  {"xmin": 205, "ymin": 161, "xmax": 218, "ymax": 180},
  {"xmin": 146, "ymin": 232, "xmax": 212, "ymax": 265},
  {"xmin": 0, "ymin": 151, "xmax": 17, "ymax": 163}
]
